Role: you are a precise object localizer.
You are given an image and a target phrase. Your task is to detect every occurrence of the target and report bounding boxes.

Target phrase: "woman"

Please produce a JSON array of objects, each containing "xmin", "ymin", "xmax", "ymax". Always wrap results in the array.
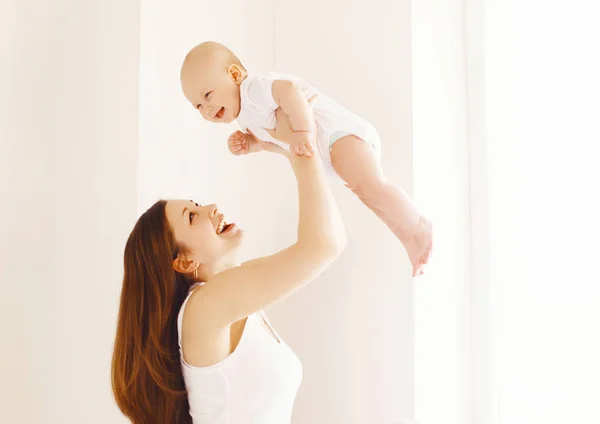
[{"xmin": 111, "ymin": 103, "xmax": 346, "ymax": 423}]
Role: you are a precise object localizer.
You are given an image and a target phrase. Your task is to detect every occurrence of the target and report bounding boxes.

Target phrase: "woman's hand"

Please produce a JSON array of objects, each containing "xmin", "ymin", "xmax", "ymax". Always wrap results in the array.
[
  {"xmin": 262, "ymin": 95, "xmax": 318, "ymax": 157},
  {"xmin": 243, "ymin": 97, "xmax": 317, "ymax": 160},
  {"xmin": 250, "ymin": 129, "xmax": 293, "ymax": 160}
]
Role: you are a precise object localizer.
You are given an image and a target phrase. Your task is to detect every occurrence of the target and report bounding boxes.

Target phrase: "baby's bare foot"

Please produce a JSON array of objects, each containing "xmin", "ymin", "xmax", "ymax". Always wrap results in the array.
[{"xmin": 402, "ymin": 217, "xmax": 432, "ymax": 277}]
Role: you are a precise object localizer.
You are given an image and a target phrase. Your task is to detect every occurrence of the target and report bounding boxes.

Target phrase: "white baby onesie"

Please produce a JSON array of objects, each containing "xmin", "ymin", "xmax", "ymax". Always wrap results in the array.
[{"xmin": 236, "ymin": 73, "xmax": 381, "ymax": 183}]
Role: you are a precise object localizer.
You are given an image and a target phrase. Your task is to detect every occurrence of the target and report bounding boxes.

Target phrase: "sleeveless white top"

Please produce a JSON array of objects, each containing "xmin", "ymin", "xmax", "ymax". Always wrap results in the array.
[{"xmin": 177, "ymin": 284, "xmax": 303, "ymax": 423}]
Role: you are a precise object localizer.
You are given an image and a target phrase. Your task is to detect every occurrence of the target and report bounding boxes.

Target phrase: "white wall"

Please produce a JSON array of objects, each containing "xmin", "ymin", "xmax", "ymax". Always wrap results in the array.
[
  {"xmin": 411, "ymin": 0, "xmax": 472, "ymax": 423},
  {"xmin": 138, "ymin": 1, "xmax": 416, "ymax": 423},
  {"xmin": 0, "ymin": 0, "xmax": 139, "ymax": 423}
]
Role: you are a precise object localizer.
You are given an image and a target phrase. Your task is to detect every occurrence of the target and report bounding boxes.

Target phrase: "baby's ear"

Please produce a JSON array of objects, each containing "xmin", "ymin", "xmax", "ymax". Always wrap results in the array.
[{"xmin": 228, "ymin": 64, "xmax": 246, "ymax": 84}]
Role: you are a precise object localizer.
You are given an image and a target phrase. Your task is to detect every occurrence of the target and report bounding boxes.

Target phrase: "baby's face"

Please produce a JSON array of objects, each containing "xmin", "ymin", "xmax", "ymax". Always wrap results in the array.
[{"xmin": 181, "ymin": 64, "xmax": 242, "ymax": 124}]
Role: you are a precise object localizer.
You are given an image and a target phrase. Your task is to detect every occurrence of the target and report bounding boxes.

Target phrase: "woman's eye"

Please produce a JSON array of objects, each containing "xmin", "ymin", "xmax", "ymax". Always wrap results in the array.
[{"xmin": 189, "ymin": 212, "xmax": 195, "ymax": 224}]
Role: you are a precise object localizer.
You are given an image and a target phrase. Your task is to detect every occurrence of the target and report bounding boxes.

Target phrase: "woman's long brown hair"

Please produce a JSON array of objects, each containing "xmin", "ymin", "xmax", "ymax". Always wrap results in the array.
[{"xmin": 112, "ymin": 200, "xmax": 194, "ymax": 423}]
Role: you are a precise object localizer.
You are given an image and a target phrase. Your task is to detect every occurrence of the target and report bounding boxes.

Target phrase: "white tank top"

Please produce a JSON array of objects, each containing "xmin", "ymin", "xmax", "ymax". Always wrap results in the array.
[{"xmin": 177, "ymin": 284, "xmax": 303, "ymax": 423}]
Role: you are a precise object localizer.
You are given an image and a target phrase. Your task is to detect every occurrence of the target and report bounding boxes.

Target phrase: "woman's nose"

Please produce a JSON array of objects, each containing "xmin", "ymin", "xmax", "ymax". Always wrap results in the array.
[{"xmin": 206, "ymin": 204, "xmax": 218, "ymax": 216}]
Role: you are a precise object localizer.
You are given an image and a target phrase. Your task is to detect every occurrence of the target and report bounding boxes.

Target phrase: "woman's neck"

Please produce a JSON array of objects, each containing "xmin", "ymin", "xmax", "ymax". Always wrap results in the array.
[{"xmin": 200, "ymin": 260, "xmax": 241, "ymax": 281}]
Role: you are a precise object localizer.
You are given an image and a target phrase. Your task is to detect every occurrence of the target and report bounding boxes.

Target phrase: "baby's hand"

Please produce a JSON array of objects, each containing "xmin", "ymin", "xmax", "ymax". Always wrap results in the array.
[
  {"xmin": 227, "ymin": 131, "xmax": 262, "ymax": 156},
  {"xmin": 228, "ymin": 131, "xmax": 247, "ymax": 155}
]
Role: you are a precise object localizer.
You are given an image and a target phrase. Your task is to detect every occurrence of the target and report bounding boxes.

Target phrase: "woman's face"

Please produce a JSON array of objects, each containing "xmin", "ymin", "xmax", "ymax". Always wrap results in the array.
[{"xmin": 165, "ymin": 199, "xmax": 244, "ymax": 275}]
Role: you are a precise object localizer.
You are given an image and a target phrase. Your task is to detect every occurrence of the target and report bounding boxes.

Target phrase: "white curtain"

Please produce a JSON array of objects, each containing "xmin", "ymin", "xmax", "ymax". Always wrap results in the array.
[
  {"xmin": 414, "ymin": 1, "xmax": 600, "ymax": 423},
  {"xmin": 483, "ymin": 0, "xmax": 600, "ymax": 423}
]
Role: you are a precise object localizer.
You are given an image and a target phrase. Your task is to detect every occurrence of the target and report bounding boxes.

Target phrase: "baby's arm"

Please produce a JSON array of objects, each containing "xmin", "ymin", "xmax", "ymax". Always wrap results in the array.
[{"xmin": 271, "ymin": 80, "xmax": 316, "ymax": 157}]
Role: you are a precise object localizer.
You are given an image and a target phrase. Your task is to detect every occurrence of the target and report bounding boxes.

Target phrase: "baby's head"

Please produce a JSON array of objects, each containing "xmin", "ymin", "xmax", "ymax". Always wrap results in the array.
[{"xmin": 180, "ymin": 42, "xmax": 246, "ymax": 124}]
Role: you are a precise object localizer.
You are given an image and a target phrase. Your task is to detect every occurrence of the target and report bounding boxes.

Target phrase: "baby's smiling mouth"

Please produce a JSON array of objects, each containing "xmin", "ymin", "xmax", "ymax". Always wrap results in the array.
[{"xmin": 215, "ymin": 107, "xmax": 225, "ymax": 119}]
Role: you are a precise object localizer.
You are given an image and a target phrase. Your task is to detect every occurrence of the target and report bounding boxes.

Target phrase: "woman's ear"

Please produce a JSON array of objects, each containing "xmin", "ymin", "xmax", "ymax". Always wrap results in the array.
[{"xmin": 172, "ymin": 255, "xmax": 197, "ymax": 274}]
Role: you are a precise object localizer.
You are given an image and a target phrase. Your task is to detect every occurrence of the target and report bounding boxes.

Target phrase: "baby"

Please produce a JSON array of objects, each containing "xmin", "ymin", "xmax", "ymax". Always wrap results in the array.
[{"xmin": 180, "ymin": 42, "xmax": 432, "ymax": 276}]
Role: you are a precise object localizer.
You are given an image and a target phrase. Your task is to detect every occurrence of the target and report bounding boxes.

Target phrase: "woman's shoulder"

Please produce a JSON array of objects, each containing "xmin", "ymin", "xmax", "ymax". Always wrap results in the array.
[
  {"xmin": 181, "ymin": 281, "xmax": 239, "ymax": 331},
  {"xmin": 181, "ymin": 282, "xmax": 206, "ymax": 320},
  {"xmin": 179, "ymin": 283, "xmax": 256, "ymax": 367}
]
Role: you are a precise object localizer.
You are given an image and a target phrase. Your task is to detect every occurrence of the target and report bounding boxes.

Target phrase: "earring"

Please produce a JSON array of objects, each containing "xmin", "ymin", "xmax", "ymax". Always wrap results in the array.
[{"xmin": 193, "ymin": 265, "xmax": 199, "ymax": 281}]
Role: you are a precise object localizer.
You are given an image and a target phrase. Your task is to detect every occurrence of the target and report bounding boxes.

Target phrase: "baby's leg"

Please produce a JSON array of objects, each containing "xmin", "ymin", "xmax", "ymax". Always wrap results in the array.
[{"xmin": 330, "ymin": 135, "xmax": 432, "ymax": 276}]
